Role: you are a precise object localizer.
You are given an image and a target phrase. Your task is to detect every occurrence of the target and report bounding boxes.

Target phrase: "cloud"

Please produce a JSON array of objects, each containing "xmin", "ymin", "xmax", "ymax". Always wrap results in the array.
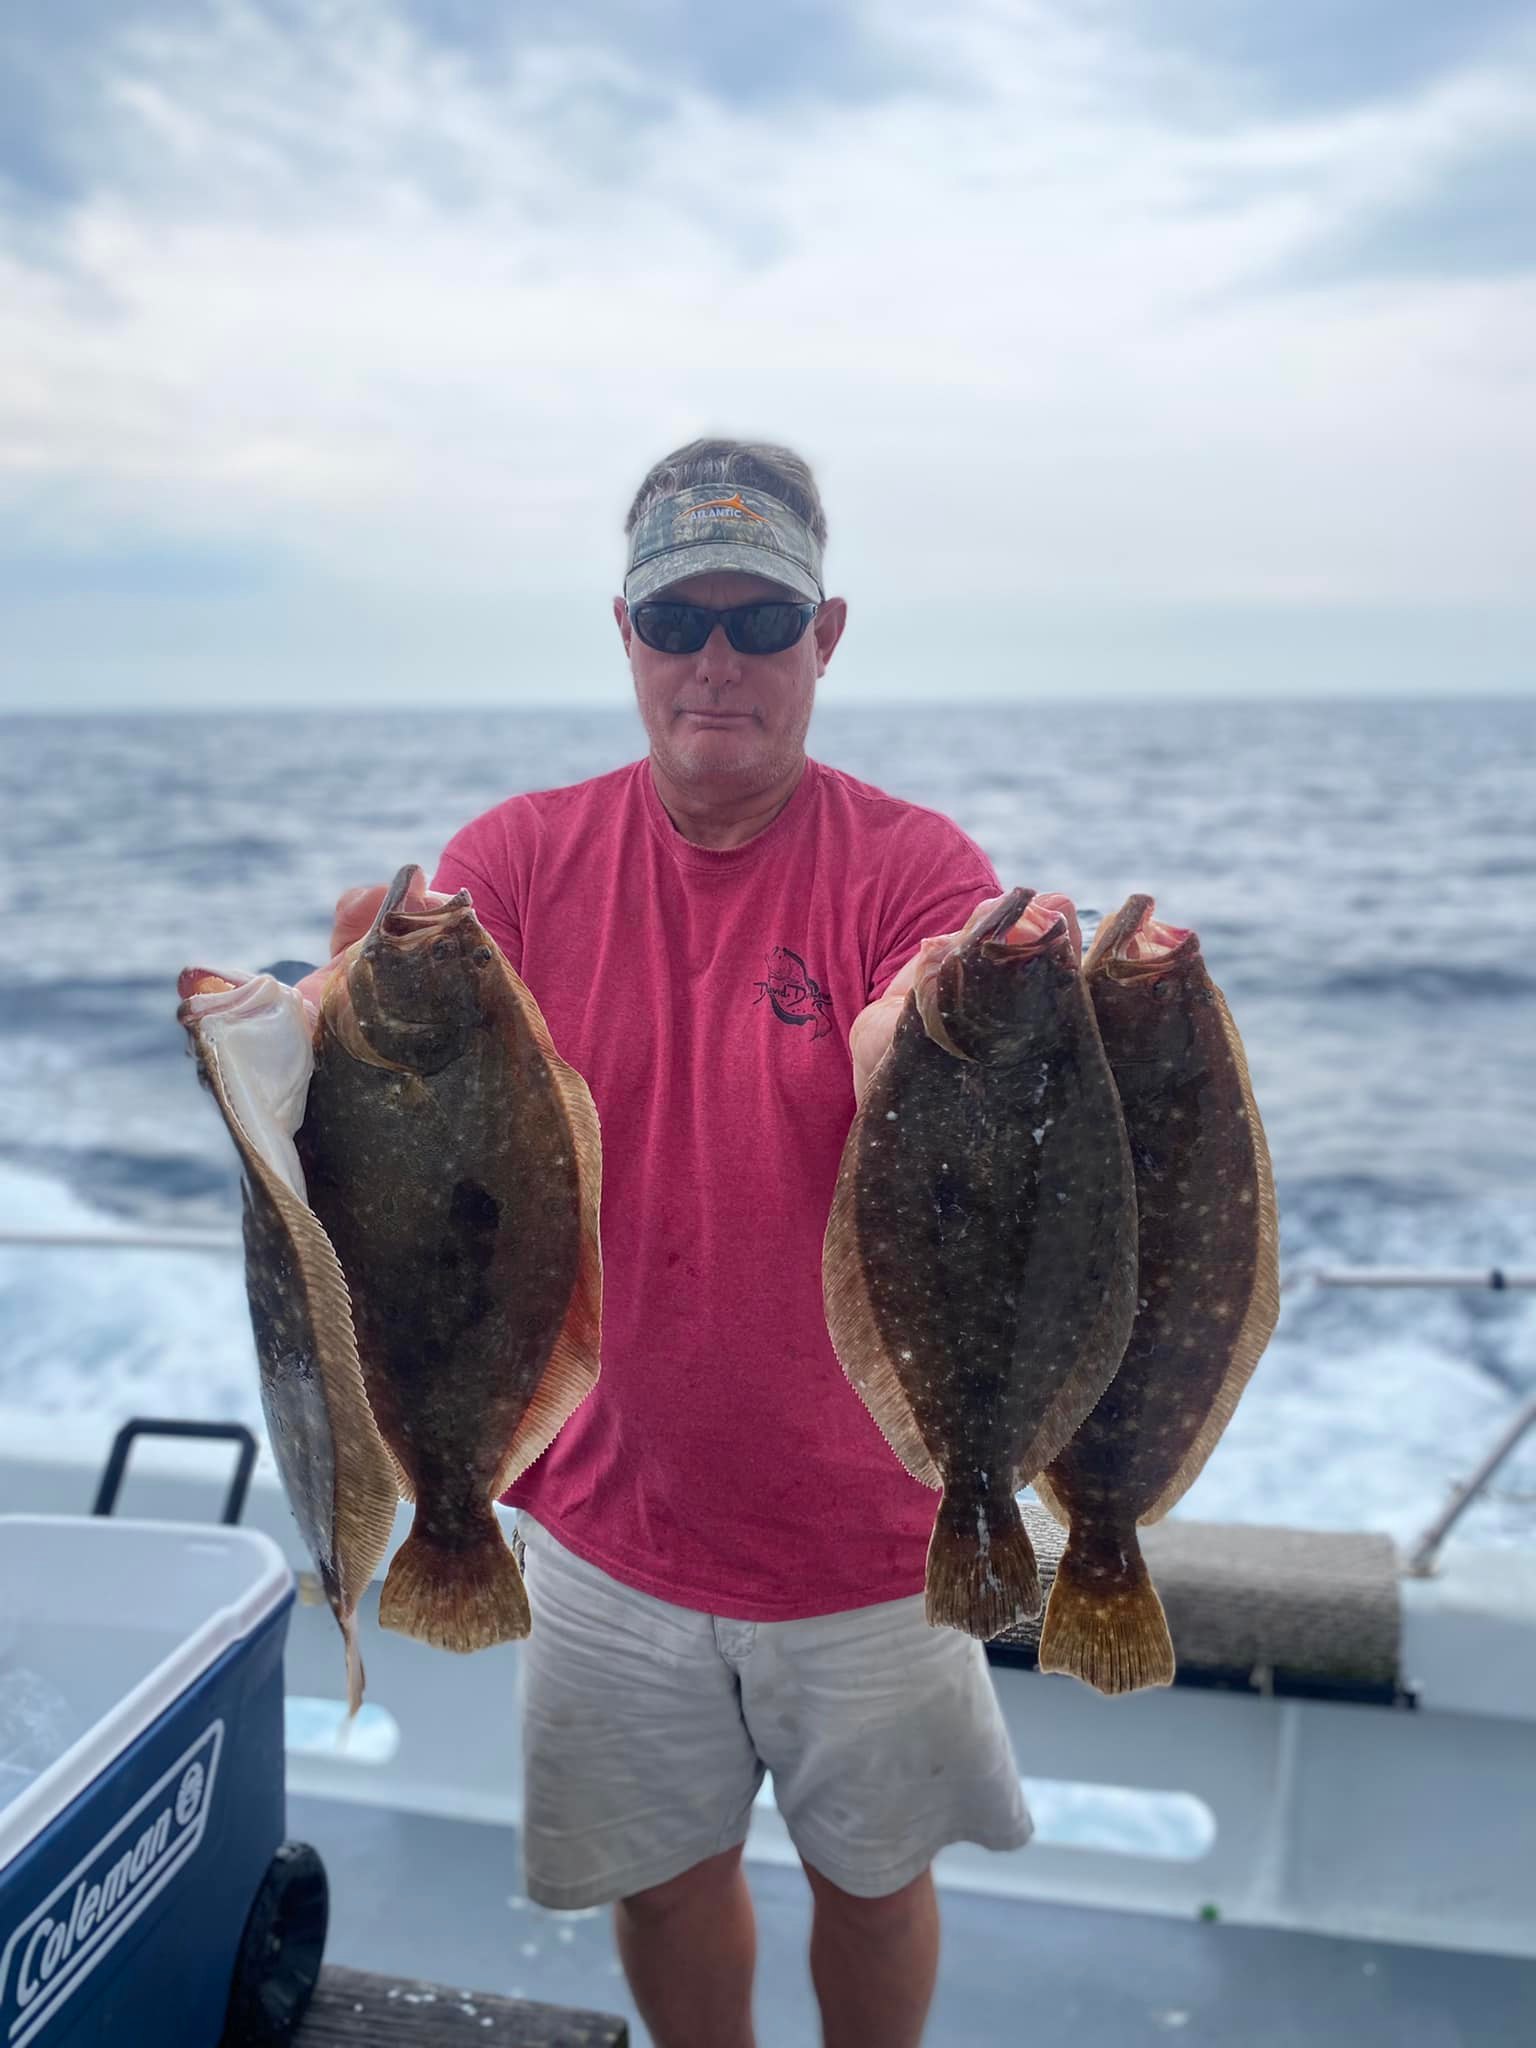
[
  {"xmin": 1114, "ymin": 0, "xmax": 1535, "ymax": 116},
  {"xmin": 0, "ymin": 0, "xmax": 1532, "ymax": 706},
  {"xmin": 397, "ymin": 0, "xmax": 922, "ymax": 111},
  {"xmin": 1295, "ymin": 134, "xmax": 1536, "ymax": 282},
  {"xmin": 0, "ymin": 0, "xmax": 916, "ymax": 229}
]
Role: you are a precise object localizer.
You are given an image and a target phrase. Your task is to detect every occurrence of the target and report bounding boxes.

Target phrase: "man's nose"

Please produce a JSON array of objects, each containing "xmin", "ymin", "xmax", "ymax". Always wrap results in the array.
[{"xmin": 693, "ymin": 623, "xmax": 743, "ymax": 690}]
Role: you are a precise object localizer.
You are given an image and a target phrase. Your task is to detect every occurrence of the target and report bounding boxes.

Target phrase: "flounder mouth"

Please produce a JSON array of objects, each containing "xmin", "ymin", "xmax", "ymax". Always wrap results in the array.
[
  {"xmin": 947, "ymin": 887, "xmax": 1082, "ymax": 968},
  {"xmin": 914, "ymin": 886, "xmax": 1081, "ymax": 1059},
  {"xmin": 177, "ymin": 966, "xmax": 245, "ymax": 1003},
  {"xmin": 175, "ymin": 967, "xmax": 289, "ymax": 1034},
  {"xmin": 1085, "ymin": 894, "xmax": 1199, "ymax": 982},
  {"xmin": 342, "ymin": 864, "xmax": 487, "ymax": 1054},
  {"xmin": 362, "ymin": 864, "xmax": 475, "ymax": 950},
  {"xmin": 981, "ymin": 889, "xmax": 1082, "ymax": 968}
]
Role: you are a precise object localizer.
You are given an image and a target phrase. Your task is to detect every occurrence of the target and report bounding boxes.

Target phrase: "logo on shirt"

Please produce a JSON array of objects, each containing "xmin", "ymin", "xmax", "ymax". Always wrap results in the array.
[{"xmin": 754, "ymin": 947, "xmax": 834, "ymax": 1041}]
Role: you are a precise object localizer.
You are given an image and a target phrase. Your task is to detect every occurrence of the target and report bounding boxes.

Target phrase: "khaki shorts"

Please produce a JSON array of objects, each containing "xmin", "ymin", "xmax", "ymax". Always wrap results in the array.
[{"xmin": 514, "ymin": 1513, "xmax": 1032, "ymax": 1910}]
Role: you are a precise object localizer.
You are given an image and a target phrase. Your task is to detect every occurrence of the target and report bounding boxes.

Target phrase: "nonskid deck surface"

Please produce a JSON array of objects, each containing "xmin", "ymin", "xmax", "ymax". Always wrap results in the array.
[{"xmin": 289, "ymin": 1795, "xmax": 1533, "ymax": 2047}]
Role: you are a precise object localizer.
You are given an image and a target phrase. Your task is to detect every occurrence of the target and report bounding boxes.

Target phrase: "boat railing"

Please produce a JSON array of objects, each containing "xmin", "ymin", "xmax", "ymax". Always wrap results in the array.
[
  {"xmin": 5, "ymin": 1226, "xmax": 1534, "ymax": 1287},
  {"xmin": 1, "ymin": 1230, "xmax": 1531, "ymax": 1574},
  {"xmin": 1282, "ymin": 1265, "xmax": 1536, "ymax": 1293},
  {"xmin": 0, "ymin": 1228, "xmax": 241, "ymax": 1253}
]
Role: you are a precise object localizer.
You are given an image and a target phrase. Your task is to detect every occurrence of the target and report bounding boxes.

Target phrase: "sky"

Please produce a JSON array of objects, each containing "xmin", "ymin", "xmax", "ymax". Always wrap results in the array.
[{"xmin": 0, "ymin": 0, "xmax": 1533, "ymax": 709}]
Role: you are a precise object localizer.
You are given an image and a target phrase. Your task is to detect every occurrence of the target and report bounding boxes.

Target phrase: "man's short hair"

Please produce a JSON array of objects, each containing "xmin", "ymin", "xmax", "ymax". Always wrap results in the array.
[{"xmin": 624, "ymin": 437, "xmax": 828, "ymax": 548}]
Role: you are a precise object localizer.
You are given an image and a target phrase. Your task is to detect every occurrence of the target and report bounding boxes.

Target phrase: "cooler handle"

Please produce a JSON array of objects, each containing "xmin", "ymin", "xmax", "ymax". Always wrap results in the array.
[{"xmin": 93, "ymin": 1417, "xmax": 259, "ymax": 1525}]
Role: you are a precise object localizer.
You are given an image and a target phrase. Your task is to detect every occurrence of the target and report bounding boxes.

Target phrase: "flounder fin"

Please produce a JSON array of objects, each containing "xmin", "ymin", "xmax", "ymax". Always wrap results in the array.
[
  {"xmin": 493, "ymin": 978, "xmax": 604, "ymax": 1493},
  {"xmin": 379, "ymin": 1505, "xmax": 530, "ymax": 1653},
  {"xmin": 1141, "ymin": 984, "xmax": 1280, "ymax": 1523},
  {"xmin": 248, "ymin": 1164, "xmax": 401, "ymax": 1612},
  {"xmin": 1038, "ymin": 1522, "xmax": 1174, "ymax": 1695},
  {"xmin": 201, "ymin": 1039, "xmax": 400, "ymax": 1706},
  {"xmin": 342, "ymin": 1614, "xmax": 365, "ymax": 1719},
  {"xmin": 926, "ymin": 1490, "xmax": 1041, "ymax": 1638},
  {"xmin": 822, "ymin": 1131, "xmax": 942, "ymax": 1490},
  {"xmin": 1031, "ymin": 1469, "xmax": 1072, "ymax": 1530},
  {"xmin": 382, "ymin": 1445, "xmax": 416, "ymax": 1505}
]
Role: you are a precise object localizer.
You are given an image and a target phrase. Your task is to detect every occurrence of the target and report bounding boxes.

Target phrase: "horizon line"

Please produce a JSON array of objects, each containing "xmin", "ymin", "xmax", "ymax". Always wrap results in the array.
[{"xmin": 2, "ymin": 684, "xmax": 1534, "ymax": 721}]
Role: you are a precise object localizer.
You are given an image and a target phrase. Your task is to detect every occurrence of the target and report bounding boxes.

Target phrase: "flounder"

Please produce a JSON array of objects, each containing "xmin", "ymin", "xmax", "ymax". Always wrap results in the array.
[
  {"xmin": 823, "ymin": 889, "xmax": 1139, "ymax": 1638},
  {"xmin": 176, "ymin": 969, "xmax": 399, "ymax": 1712},
  {"xmin": 297, "ymin": 866, "xmax": 602, "ymax": 1653},
  {"xmin": 1036, "ymin": 896, "xmax": 1280, "ymax": 1694}
]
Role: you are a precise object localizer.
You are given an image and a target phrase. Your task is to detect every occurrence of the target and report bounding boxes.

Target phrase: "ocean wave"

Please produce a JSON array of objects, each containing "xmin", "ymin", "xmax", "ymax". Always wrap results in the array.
[
  {"xmin": 1316, "ymin": 964, "xmax": 1536, "ymax": 1004},
  {"xmin": 0, "ymin": 1144, "xmax": 234, "ymax": 1221}
]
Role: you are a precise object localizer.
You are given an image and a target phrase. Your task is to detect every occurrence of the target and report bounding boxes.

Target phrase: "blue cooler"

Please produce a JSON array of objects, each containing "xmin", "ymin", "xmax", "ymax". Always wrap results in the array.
[{"xmin": 0, "ymin": 1515, "xmax": 323, "ymax": 2047}]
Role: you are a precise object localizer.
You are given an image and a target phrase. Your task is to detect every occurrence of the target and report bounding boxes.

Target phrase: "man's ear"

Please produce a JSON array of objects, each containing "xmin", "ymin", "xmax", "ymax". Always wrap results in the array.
[
  {"xmin": 813, "ymin": 596, "xmax": 848, "ymax": 673},
  {"xmin": 613, "ymin": 594, "xmax": 632, "ymax": 653}
]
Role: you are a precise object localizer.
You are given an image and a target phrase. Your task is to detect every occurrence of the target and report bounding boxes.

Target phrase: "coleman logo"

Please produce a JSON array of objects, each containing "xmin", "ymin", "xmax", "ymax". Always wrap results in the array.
[
  {"xmin": 683, "ymin": 492, "xmax": 767, "ymax": 523},
  {"xmin": 0, "ymin": 1721, "xmax": 223, "ymax": 2048}
]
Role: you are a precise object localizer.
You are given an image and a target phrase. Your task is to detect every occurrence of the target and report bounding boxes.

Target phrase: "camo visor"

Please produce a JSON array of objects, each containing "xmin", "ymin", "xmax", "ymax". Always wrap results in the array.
[{"xmin": 624, "ymin": 485, "xmax": 824, "ymax": 605}]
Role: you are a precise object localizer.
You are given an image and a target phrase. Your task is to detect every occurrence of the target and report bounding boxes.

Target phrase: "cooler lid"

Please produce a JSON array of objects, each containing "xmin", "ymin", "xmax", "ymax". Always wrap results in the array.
[{"xmin": 0, "ymin": 1516, "xmax": 293, "ymax": 1867}]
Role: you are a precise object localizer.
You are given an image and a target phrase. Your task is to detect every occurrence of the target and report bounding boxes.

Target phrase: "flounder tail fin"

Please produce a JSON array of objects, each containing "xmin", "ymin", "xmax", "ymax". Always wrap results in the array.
[
  {"xmin": 1038, "ymin": 1522, "xmax": 1175, "ymax": 1695},
  {"xmin": 379, "ymin": 1506, "xmax": 530, "ymax": 1653},
  {"xmin": 925, "ymin": 1489, "xmax": 1041, "ymax": 1639}
]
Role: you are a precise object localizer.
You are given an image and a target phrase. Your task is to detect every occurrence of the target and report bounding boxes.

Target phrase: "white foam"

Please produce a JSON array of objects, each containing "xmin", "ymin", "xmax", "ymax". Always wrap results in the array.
[{"xmin": 0, "ymin": 1163, "xmax": 260, "ymax": 1431}]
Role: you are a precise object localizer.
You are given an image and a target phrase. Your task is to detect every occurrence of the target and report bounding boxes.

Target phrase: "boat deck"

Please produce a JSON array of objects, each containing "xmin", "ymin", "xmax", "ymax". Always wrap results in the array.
[
  {"xmin": 290, "ymin": 1794, "xmax": 1536, "ymax": 2047},
  {"xmin": 296, "ymin": 1964, "xmax": 628, "ymax": 2044}
]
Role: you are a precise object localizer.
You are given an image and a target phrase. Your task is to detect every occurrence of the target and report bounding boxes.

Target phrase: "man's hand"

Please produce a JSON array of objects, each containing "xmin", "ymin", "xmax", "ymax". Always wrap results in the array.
[
  {"xmin": 294, "ymin": 876, "xmax": 452, "ymax": 1008},
  {"xmin": 848, "ymin": 895, "xmax": 1006, "ymax": 1105}
]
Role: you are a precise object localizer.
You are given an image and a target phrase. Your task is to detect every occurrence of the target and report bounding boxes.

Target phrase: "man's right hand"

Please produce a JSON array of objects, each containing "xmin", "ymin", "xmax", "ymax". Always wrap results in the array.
[{"xmin": 294, "ymin": 876, "xmax": 452, "ymax": 1007}]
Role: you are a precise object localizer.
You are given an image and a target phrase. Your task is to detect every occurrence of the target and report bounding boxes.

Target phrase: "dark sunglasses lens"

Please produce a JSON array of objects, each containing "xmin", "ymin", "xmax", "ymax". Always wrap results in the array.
[
  {"xmin": 727, "ymin": 603, "xmax": 813, "ymax": 655},
  {"xmin": 634, "ymin": 603, "xmax": 711, "ymax": 654}
]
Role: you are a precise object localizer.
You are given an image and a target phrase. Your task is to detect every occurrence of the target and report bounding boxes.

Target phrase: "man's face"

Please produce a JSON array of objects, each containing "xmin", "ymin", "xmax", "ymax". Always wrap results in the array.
[{"xmin": 615, "ymin": 569, "xmax": 847, "ymax": 792}]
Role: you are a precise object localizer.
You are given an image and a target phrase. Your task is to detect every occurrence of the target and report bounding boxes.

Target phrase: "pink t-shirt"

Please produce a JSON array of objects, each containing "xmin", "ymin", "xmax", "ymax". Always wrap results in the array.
[{"xmin": 433, "ymin": 755, "xmax": 999, "ymax": 1620}]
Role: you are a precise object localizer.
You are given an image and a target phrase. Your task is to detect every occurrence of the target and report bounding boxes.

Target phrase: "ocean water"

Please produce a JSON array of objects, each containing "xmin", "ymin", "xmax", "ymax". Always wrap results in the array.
[{"xmin": 2, "ymin": 697, "xmax": 1534, "ymax": 1554}]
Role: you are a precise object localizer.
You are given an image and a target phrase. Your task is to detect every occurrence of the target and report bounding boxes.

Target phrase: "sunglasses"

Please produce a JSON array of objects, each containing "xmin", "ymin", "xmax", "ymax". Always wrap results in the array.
[{"xmin": 630, "ymin": 598, "xmax": 819, "ymax": 657}]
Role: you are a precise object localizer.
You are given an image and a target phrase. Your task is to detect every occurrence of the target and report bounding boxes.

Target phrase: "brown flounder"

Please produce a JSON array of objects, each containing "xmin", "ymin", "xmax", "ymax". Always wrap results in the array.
[
  {"xmin": 823, "ymin": 890, "xmax": 1140, "ymax": 1639},
  {"xmin": 1036, "ymin": 896, "xmax": 1280, "ymax": 1695},
  {"xmin": 297, "ymin": 866, "xmax": 601, "ymax": 1654},
  {"xmin": 176, "ymin": 968, "xmax": 399, "ymax": 1713}
]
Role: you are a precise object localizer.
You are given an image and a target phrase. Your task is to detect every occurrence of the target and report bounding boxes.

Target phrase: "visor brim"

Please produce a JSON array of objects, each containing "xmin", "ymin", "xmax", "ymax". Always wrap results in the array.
[{"xmin": 625, "ymin": 541, "xmax": 822, "ymax": 607}]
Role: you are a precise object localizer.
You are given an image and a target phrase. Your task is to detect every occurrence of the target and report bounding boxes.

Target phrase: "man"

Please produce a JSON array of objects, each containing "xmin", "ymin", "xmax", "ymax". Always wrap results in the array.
[{"xmin": 324, "ymin": 439, "xmax": 1030, "ymax": 2048}]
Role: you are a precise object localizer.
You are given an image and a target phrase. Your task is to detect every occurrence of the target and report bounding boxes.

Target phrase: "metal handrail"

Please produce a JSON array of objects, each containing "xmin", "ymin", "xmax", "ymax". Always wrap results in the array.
[
  {"xmin": 0, "ymin": 1228, "xmax": 240, "ymax": 1253},
  {"xmin": 1405, "ymin": 1393, "xmax": 1536, "ymax": 1577},
  {"xmin": 1284, "ymin": 1266, "xmax": 1536, "ymax": 1292},
  {"xmin": 1, "ymin": 1230, "xmax": 1532, "ymax": 1285}
]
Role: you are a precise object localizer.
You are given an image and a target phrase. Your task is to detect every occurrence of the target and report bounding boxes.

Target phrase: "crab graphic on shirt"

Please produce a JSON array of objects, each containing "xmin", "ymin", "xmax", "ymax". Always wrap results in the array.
[{"xmin": 754, "ymin": 946, "xmax": 835, "ymax": 1041}]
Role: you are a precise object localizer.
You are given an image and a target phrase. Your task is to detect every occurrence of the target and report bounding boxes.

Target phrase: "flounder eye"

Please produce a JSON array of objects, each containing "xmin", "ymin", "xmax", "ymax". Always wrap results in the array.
[
  {"xmin": 472, "ymin": 946, "xmax": 493, "ymax": 965},
  {"xmin": 432, "ymin": 938, "xmax": 455, "ymax": 962}
]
